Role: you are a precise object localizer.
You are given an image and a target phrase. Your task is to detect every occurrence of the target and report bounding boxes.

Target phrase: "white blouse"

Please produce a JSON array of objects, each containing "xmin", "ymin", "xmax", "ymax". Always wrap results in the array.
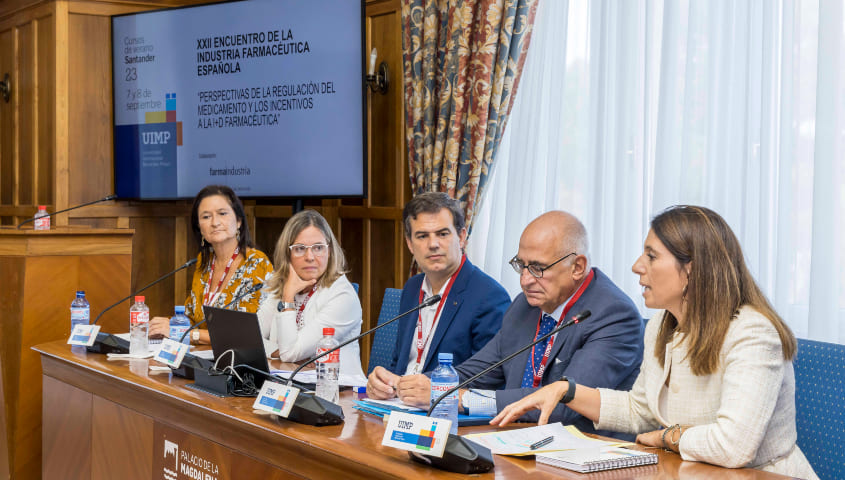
[{"xmin": 257, "ymin": 274, "xmax": 365, "ymax": 378}]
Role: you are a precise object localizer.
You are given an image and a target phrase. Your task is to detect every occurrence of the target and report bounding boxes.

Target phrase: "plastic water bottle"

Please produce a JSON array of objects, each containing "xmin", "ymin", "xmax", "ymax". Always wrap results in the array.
[
  {"xmin": 315, "ymin": 327, "xmax": 340, "ymax": 403},
  {"xmin": 430, "ymin": 352, "xmax": 459, "ymax": 435},
  {"xmin": 129, "ymin": 296, "xmax": 150, "ymax": 355},
  {"xmin": 33, "ymin": 206, "xmax": 50, "ymax": 230},
  {"xmin": 169, "ymin": 305, "xmax": 191, "ymax": 345},
  {"xmin": 70, "ymin": 291, "xmax": 90, "ymax": 334}
]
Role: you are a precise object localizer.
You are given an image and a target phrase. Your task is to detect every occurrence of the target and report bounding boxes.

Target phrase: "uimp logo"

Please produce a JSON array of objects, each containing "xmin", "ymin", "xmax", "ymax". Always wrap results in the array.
[
  {"xmin": 142, "ymin": 130, "xmax": 172, "ymax": 145},
  {"xmin": 163, "ymin": 439, "xmax": 179, "ymax": 480}
]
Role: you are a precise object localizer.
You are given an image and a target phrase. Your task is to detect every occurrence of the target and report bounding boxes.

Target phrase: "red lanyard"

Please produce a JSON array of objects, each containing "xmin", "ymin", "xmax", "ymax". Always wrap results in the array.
[
  {"xmin": 415, "ymin": 255, "xmax": 467, "ymax": 366},
  {"xmin": 203, "ymin": 246, "xmax": 240, "ymax": 306},
  {"xmin": 295, "ymin": 285, "xmax": 318, "ymax": 329},
  {"xmin": 530, "ymin": 268, "xmax": 595, "ymax": 387}
]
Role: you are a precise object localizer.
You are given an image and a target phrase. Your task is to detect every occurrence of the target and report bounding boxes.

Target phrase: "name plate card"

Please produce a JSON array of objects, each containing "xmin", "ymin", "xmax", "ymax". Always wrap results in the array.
[
  {"xmin": 381, "ymin": 411, "xmax": 450, "ymax": 458},
  {"xmin": 68, "ymin": 324, "xmax": 101, "ymax": 346},
  {"xmin": 252, "ymin": 381, "xmax": 299, "ymax": 418},
  {"xmin": 154, "ymin": 338, "xmax": 190, "ymax": 368}
]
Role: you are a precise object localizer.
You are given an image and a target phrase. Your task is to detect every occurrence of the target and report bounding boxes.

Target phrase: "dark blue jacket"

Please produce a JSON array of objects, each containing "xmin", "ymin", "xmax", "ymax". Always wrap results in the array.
[
  {"xmin": 387, "ymin": 258, "xmax": 511, "ymax": 375},
  {"xmin": 456, "ymin": 267, "xmax": 644, "ymax": 437}
]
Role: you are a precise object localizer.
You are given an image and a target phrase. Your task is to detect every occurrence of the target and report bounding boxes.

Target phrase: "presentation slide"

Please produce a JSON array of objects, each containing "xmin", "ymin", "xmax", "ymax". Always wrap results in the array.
[{"xmin": 112, "ymin": 0, "xmax": 364, "ymax": 199}]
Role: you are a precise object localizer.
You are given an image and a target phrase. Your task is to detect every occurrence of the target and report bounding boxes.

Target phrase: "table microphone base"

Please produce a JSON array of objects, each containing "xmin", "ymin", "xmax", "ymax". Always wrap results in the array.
[
  {"xmin": 283, "ymin": 392, "xmax": 344, "ymax": 426},
  {"xmin": 86, "ymin": 332, "xmax": 129, "ymax": 354},
  {"xmin": 409, "ymin": 434, "xmax": 494, "ymax": 474}
]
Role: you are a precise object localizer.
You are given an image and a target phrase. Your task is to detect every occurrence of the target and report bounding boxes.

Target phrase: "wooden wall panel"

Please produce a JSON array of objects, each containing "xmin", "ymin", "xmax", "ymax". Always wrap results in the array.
[
  {"xmin": 17, "ymin": 22, "xmax": 34, "ymax": 207},
  {"xmin": 68, "ymin": 13, "xmax": 111, "ymax": 206},
  {"xmin": 37, "ymin": 14, "xmax": 55, "ymax": 207},
  {"xmin": 91, "ymin": 395, "xmax": 153, "ymax": 480},
  {"xmin": 129, "ymin": 216, "xmax": 178, "ymax": 317},
  {"xmin": 42, "ymin": 375, "xmax": 92, "ymax": 480},
  {"xmin": 0, "ymin": 27, "xmax": 15, "ymax": 211}
]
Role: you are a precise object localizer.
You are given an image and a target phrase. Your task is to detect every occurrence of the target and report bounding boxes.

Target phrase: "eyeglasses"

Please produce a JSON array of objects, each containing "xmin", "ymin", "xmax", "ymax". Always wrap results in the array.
[
  {"xmin": 509, "ymin": 252, "xmax": 577, "ymax": 278},
  {"xmin": 289, "ymin": 243, "xmax": 329, "ymax": 257}
]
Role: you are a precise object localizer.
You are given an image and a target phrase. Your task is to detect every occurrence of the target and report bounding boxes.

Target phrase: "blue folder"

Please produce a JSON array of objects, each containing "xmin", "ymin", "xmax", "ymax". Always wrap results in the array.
[{"xmin": 353, "ymin": 399, "xmax": 493, "ymax": 426}]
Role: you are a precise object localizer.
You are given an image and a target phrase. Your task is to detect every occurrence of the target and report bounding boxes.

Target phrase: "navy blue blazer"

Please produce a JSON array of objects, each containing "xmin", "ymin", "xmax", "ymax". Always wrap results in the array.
[
  {"xmin": 455, "ymin": 267, "xmax": 644, "ymax": 436},
  {"xmin": 386, "ymin": 258, "xmax": 511, "ymax": 375}
]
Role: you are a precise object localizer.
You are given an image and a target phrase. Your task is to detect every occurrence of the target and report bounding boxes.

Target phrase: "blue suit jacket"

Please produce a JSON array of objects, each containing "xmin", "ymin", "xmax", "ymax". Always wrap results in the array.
[
  {"xmin": 387, "ymin": 258, "xmax": 511, "ymax": 375},
  {"xmin": 455, "ymin": 267, "xmax": 644, "ymax": 437}
]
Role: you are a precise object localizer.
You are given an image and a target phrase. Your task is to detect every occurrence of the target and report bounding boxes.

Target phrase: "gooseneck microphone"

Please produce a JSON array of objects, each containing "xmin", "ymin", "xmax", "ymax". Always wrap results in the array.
[
  {"xmin": 86, "ymin": 258, "xmax": 198, "ymax": 354},
  {"xmin": 17, "ymin": 194, "xmax": 117, "ymax": 228},
  {"xmin": 178, "ymin": 282, "xmax": 264, "ymax": 343},
  {"xmin": 411, "ymin": 309, "xmax": 593, "ymax": 474},
  {"xmin": 285, "ymin": 293, "xmax": 442, "ymax": 387},
  {"xmin": 260, "ymin": 293, "xmax": 443, "ymax": 427}
]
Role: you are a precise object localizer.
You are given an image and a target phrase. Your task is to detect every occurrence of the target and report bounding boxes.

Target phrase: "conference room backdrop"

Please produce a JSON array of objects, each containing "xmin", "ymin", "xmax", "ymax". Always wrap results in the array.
[{"xmin": 467, "ymin": 0, "xmax": 844, "ymax": 344}]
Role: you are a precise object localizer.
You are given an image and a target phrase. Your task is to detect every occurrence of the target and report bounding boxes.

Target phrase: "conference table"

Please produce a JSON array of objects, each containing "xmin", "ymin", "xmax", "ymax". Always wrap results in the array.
[{"xmin": 34, "ymin": 340, "xmax": 796, "ymax": 479}]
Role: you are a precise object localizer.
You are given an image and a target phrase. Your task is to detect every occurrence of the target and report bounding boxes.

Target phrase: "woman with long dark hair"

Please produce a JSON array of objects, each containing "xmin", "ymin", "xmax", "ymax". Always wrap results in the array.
[{"xmin": 149, "ymin": 185, "xmax": 272, "ymax": 344}]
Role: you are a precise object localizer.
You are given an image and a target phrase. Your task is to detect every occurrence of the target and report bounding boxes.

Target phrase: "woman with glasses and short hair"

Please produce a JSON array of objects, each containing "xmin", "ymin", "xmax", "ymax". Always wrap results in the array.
[{"xmin": 257, "ymin": 209, "xmax": 365, "ymax": 377}]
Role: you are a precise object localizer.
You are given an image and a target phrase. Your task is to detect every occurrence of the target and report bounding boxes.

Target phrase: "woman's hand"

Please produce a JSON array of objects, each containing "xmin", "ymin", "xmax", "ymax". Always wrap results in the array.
[
  {"xmin": 635, "ymin": 428, "xmax": 666, "ymax": 449},
  {"xmin": 490, "ymin": 380, "xmax": 569, "ymax": 426},
  {"xmin": 282, "ymin": 264, "xmax": 318, "ymax": 302},
  {"xmin": 148, "ymin": 316, "xmax": 171, "ymax": 339}
]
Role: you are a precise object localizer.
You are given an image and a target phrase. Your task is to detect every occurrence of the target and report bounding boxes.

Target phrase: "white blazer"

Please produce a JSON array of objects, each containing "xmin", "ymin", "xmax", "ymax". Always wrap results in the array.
[
  {"xmin": 257, "ymin": 274, "xmax": 365, "ymax": 378},
  {"xmin": 597, "ymin": 306, "xmax": 817, "ymax": 479}
]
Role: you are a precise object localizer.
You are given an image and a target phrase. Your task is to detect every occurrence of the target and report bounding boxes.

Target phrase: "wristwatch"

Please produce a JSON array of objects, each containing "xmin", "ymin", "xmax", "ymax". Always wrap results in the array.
[
  {"xmin": 281, "ymin": 301, "xmax": 296, "ymax": 311},
  {"xmin": 192, "ymin": 330, "xmax": 201, "ymax": 343},
  {"xmin": 559, "ymin": 376, "xmax": 576, "ymax": 404}
]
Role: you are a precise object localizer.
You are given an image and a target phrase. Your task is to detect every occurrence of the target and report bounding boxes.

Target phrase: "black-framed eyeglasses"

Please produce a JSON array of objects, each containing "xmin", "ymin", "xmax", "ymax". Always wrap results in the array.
[{"xmin": 509, "ymin": 252, "xmax": 577, "ymax": 278}]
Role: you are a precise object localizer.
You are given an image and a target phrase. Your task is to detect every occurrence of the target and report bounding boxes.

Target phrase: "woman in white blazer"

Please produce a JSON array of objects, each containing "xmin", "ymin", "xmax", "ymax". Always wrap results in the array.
[
  {"xmin": 257, "ymin": 209, "xmax": 365, "ymax": 378},
  {"xmin": 492, "ymin": 205, "xmax": 818, "ymax": 480}
]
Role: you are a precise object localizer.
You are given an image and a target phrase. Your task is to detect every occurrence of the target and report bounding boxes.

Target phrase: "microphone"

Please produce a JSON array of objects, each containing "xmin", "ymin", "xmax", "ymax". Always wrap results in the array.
[
  {"xmin": 17, "ymin": 194, "xmax": 117, "ymax": 228},
  {"xmin": 170, "ymin": 282, "xmax": 264, "ymax": 381},
  {"xmin": 410, "ymin": 309, "xmax": 592, "ymax": 474},
  {"xmin": 86, "ymin": 258, "xmax": 198, "ymax": 354},
  {"xmin": 273, "ymin": 293, "xmax": 443, "ymax": 426}
]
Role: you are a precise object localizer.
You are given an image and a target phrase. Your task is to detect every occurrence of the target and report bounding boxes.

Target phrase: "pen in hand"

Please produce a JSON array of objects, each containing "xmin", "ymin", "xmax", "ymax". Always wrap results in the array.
[{"xmin": 530, "ymin": 436, "xmax": 554, "ymax": 450}]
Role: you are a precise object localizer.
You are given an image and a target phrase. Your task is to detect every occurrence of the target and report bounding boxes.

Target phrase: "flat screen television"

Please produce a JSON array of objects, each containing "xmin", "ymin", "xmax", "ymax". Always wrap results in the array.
[{"xmin": 112, "ymin": 0, "xmax": 365, "ymax": 199}]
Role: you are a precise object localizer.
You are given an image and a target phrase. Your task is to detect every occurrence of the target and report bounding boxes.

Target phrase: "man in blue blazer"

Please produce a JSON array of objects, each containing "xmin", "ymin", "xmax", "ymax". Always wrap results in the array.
[
  {"xmin": 366, "ymin": 193, "xmax": 510, "ymax": 398},
  {"xmin": 393, "ymin": 211, "xmax": 643, "ymax": 437}
]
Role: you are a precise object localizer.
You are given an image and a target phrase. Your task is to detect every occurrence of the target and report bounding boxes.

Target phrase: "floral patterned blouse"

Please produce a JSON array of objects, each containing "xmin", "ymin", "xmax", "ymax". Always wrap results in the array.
[{"xmin": 184, "ymin": 247, "xmax": 273, "ymax": 324}]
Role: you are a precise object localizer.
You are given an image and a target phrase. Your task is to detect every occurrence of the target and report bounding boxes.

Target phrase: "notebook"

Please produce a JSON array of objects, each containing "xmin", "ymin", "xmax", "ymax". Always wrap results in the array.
[
  {"xmin": 535, "ymin": 446, "xmax": 657, "ymax": 473},
  {"xmin": 352, "ymin": 399, "xmax": 494, "ymax": 426}
]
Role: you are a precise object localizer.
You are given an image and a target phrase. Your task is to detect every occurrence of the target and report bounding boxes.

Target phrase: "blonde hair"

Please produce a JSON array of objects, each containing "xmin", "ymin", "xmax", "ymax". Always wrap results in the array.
[
  {"xmin": 266, "ymin": 210, "xmax": 348, "ymax": 299},
  {"xmin": 651, "ymin": 205, "xmax": 796, "ymax": 375}
]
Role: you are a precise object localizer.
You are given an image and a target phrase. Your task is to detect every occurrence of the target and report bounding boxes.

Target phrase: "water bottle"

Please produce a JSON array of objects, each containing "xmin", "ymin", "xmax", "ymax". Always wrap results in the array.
[
  {"xmin": 70, "ymin": 291, "xmax": 90, "ymax": 334},
  {"xmin": 129, "ymin": 296, "xmax": 150, "ymax": 355},
  {"xmin": 430, "ymin": 352, "xmax": 459, "ymax": 435},
  {"xmin": 315, "ymin": 327, "xmax": 340, "ymax": 403},
  {"xmin": 169, "ymin": 305, "xmax": 191, "ymax": 345},
  {"xmin": 33, "ymin": 205, "xmax": 50, "ymax": 230}
]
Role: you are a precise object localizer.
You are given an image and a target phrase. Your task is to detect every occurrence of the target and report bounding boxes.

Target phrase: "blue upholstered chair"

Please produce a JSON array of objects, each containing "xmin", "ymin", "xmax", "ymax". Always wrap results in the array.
[
  {"xmin": 793, "ymin": 338, "xmax": 845, "ymax": 480},
  {"xmin": 368, "ymin": 288, "xmax": 402, "ymax": 374}
]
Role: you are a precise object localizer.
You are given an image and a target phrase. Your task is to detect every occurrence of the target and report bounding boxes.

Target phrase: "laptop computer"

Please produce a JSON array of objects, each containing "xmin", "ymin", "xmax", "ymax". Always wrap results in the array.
[{"xmin": 202, "ymin": 306, "xmax": 272, "ymax": 390}]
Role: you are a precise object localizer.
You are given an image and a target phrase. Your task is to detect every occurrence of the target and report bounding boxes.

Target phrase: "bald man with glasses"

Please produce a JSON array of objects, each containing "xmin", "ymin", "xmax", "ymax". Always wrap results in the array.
[{"xmin": 394, "ymin": 211, "xmax": 644, "ymax": 437}]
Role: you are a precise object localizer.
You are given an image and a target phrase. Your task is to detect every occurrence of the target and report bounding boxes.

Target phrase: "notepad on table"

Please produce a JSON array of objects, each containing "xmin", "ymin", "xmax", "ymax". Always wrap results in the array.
[{"xmin": 536, "ymin": 446, "xmax": 657, "ymax": 473}]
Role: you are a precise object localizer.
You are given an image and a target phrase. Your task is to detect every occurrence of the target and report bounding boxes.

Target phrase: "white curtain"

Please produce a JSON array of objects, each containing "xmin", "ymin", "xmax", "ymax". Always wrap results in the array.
[{"xmin": 467, "ymin": 0, "xmax": 844, "ymax": 343}]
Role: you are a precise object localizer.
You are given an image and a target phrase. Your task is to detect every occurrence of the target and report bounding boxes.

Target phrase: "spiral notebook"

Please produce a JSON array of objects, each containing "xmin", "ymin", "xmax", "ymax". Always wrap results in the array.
[{"xmin": 536, "ymin": 446, "xmax": 657, "ymax": 473}]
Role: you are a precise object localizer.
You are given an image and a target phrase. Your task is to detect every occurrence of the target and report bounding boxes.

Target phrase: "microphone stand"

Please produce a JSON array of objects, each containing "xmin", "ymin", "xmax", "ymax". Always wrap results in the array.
[
  {"xmin": 86, "ymin": 258, "xmax": 197, "ymax": 354},
  {"xmin": 250, "ymin": 294, "xmax": 443, "ymax": 427},
  {"xmin": 17, "ymin": 194, "xmax": 117, "ymax": 228},
  {"xmin": 409, "ymin": 310, "xmax": 592, "ymax": 474}
]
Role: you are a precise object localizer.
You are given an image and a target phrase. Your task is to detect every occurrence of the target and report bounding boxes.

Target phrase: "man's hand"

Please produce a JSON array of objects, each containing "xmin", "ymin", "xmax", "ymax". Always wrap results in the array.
[
  {"xmin": 396, "ymin": 374, "xmax": 432, "ymax": 408},
  {"xmin": 366, "ymin": 366, "xmax": 399, "ymax": 399}
]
